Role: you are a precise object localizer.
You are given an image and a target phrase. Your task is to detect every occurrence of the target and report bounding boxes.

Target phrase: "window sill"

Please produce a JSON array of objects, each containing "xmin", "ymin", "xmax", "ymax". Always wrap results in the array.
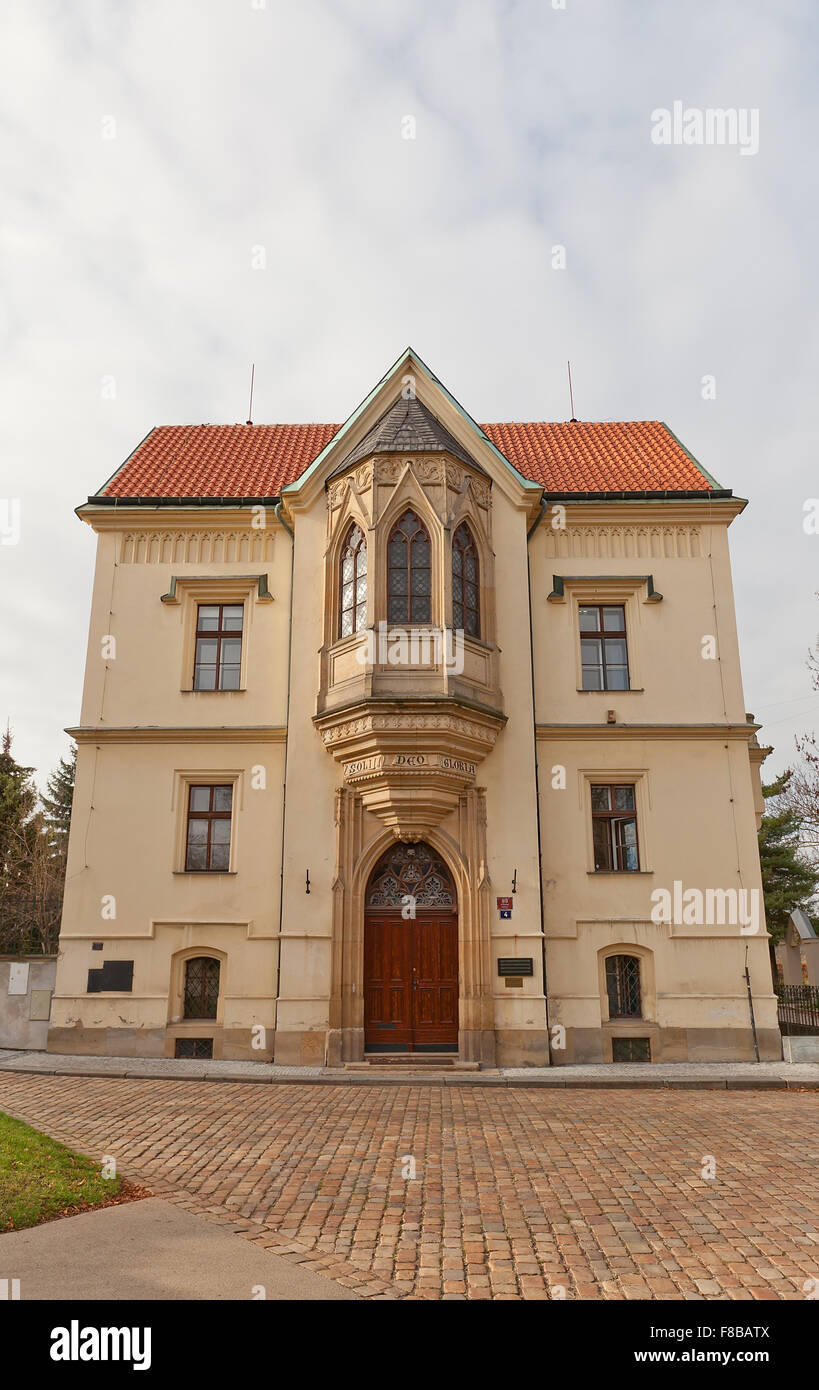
[
  {"xmin": 181, "ymin": 688, "xmax": 247, "ymax": 695},
  {"xmin": 577, "ymin": 688, "xmax": 644, "ymax": 694},
  {"xmin": 173, "ymin": 870, "xmax": 237, "ymax": 876},
  {"xmin": 588, "ymin": 869, "xmax": 653, "ymax": 875}
]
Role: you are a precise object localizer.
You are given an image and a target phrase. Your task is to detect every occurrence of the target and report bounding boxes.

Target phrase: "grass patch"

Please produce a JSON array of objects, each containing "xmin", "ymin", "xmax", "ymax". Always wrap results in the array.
[{"xmin": 0, "ymin": 1111, "xmax": 142, "ymax": 1232}]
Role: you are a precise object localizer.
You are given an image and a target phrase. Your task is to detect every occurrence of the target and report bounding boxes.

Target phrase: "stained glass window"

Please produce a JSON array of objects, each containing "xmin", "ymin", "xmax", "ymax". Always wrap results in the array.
[
  {"xmin": 387, "ymin": 510, "xmax": 431, "ymax": 624},
  {"xmin": 367, "ymin": 841, "xmax": 455, "ymax": 906},
  {"xmin": 339, "ymin": 523, "xmax": 367, "ymax": 637},
  {"xmin": 452, "ymin": 522, "xmax": 480, "ymax": 637}
]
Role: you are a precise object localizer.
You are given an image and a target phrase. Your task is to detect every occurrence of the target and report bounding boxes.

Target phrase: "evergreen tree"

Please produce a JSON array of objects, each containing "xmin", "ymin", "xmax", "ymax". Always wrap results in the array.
[
  {"xmin": 0, "ymin": 727, "xmax": 64, "ymax": 953},
  {"xmin": 41, "ymin": 743, "xmax": 76, "ymax": 860},
  {"xmin": 0, "ymin": 725, "xmax": 37, "ymax": 882},
  {"xmin": 758, "ymin": 771, "xmax": 819, "ymax": 944}
]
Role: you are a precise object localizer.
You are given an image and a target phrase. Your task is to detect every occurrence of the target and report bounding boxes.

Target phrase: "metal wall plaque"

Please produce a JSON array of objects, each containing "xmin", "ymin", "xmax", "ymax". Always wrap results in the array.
[{"xmin": 498, "ymin": 957, "xmax": 534, "ymax": 977}]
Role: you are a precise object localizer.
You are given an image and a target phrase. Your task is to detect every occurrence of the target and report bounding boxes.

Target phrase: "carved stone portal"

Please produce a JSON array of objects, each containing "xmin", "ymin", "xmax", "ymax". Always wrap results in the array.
[{"xmin": 326, "ymin": 784, "xmax": 496, "ymax": 1066}]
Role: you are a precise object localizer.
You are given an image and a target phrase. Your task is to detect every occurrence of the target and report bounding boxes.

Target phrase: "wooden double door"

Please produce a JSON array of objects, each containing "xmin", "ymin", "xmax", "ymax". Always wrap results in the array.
[{"xmin": 364, "ymin": 912, "xmax": 459, "ymax": 1052}]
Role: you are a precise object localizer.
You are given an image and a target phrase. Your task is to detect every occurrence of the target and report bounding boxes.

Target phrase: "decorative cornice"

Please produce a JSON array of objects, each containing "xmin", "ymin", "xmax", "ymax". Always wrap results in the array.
[
  {"xmin": 66, "ymin": 726, "xmax": 287, "ymax": 745},
  {"xmin": 535, "ymin": 722, "xmax": 760, "ymax": 742}
]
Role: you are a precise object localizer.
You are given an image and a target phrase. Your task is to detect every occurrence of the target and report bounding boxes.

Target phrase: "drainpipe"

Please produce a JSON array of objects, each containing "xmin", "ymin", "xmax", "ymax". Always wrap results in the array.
[
  {"xmin": 526, "ymin": 497, "xmax": 552, "ymax": 1060},
  {"xmin": 744, "ymin": 942, "xmax": 761, "ymax": 1062},
  {"xmin": 272, "ymin": 501, "xmax": 295, "ymax": 1052}
]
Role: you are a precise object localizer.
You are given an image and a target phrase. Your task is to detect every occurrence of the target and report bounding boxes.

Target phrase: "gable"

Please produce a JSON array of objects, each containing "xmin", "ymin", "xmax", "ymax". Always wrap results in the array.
[{"xmin": 89, "ymin": 351, "xmax": 724, "ymax": 502}]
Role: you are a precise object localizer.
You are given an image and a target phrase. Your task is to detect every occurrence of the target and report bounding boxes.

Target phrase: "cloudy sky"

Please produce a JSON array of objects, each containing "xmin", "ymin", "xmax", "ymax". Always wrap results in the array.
[{"xmin": 1, "ymin": 0, "xmax": 817, "ymax": 788}]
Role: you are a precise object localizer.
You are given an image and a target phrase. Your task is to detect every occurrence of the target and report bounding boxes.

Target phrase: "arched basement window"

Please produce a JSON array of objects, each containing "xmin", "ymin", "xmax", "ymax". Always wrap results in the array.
[
  {"xmin": 387, "ymin": 509, "xmax": 431, "ymax": 624},
  {"xmin": 452, "ymin": 522, "xmax": 480, "ymax": 637},
  {"xmin": 183, "ymin": 957, "xmax": 220, "ymax": 1020},
  {"xmin": 339, "ymin": 522, "xmax": 367, "ymax": 637},
  {"xmin": 605, "ymin": 954, "xmax": 642, "ymax": 1018}
]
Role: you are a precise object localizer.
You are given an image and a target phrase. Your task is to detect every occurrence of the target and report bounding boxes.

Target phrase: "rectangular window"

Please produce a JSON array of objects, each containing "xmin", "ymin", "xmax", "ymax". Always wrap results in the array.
[
  {"xmin": 193, "ymin": 604, "xmax": 243, "ymax": 690},
  {"xmin": 175, "ymin": 1038, "xmax": 214, "ymax": 1059},
  {"xmin": 591, "ymin": 784, "xmax": 639, "ymax": 871},
  {"xmin": 611, "ymin": 1037, "xmax": 651, "ymax": 1062},
  {"xmin": 579, "ymin": 605, "xmax": 629, "ymax": 690},
  {"xmin": 185, "ymin": 785, "xmax": 233, "ymax": 872}
]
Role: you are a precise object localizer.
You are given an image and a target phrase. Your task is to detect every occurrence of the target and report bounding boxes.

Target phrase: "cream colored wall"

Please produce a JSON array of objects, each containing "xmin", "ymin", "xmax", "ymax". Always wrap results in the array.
[
  {"xmin": 276, "ymin": 501, "xmax": 347, "ymax": 1052},
  {"xmin": 79, "ymin": 514, "xmax": 291, "ymax": 729},
  {"xmin": 52, "ymin": 512, "xmax": 289, "ymax": 1058},
  {"xmin": 529, "ymin": 507, "xmax": 748, "ymax": 725},
  {"xmin": 473, "ymin": 494, "xmax": 544, "ymax": 1044},
  {"xmin": 528, "ymin": 503, "xmax": 779, "ymax": 1061}
]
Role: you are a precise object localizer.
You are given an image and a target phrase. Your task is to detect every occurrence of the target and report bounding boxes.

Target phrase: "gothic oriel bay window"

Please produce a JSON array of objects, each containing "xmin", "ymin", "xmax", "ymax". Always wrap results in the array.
[
  {"xmin": 339, "ymin": 522, "xmax": 367, "ymax": 637},
  {"xmin": 452, "ymin": 522, "xmax": 480, "ymax": 637},
  {"xmin": 387, "ymin": 509, "xmax": 431, "ymax": 624},
  {"xmin": 183, "ymin": 957, "xmax": 220, "ymax": 1019}
]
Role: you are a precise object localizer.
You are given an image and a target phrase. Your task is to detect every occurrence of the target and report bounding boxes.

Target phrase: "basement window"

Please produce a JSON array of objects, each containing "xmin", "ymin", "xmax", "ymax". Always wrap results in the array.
[
  {"xmin": 611, "ymin": 1037, "xmax": 651, "ymax": 1063},
  {"xmin": 174, "ymin": 1038, "xmax": 214, "ymax": 1059}
]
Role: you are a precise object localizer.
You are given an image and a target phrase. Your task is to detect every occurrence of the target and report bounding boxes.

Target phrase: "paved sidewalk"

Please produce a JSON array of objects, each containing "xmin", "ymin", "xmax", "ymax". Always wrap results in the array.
[
  {"xmin": 1, "ymin": 1049, "xmax": 818, "ymax": 1088},
  {"xmin": 0, "ymin": 1070, "xmax": 817, "ymax": 1300},
  {"xmin": 0, "ymin": 1196, "xmax": 359, "ymax": 1300}
]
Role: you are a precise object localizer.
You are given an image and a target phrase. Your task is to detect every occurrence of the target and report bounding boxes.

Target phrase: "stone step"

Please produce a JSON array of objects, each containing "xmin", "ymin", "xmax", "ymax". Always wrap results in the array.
[{"xmin": 345, "ymin": 1056, "xmax": 480, "ymax": 1071}]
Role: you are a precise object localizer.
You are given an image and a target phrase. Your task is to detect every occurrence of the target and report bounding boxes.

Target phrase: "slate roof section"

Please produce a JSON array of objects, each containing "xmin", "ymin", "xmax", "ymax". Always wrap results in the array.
[
  {"xmin": 333, "ymin": 397, "xmax": 480, "ymax": 473},
  {"xmin": 94, "ymin": 416, "xmax": 721, "ymax": 500}
]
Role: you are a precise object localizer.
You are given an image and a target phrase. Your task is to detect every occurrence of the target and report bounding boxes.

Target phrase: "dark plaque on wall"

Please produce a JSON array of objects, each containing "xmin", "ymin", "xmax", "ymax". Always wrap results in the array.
[{"xmin": 497, "ymin": 957, "xmax": 534, "ymax": 977}]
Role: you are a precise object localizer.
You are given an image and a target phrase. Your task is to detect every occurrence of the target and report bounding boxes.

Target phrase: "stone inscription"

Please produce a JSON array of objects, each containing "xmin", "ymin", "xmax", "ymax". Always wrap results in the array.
[{"xmin": 343, "ymin": 752, "xmax": 477, "ymax": 780}]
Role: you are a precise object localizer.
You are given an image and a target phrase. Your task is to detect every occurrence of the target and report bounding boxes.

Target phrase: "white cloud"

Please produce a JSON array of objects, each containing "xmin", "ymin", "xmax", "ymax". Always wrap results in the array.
[{"xmin": 0, "ymin": 0, "xmax": 817, "ymax": 784}]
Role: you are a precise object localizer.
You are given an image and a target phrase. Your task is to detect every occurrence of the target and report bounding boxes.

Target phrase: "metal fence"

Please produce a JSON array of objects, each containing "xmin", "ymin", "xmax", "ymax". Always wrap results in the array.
[{"xmin": 777, "ymin": 984, "xmax": 819, "ymax": 1036}]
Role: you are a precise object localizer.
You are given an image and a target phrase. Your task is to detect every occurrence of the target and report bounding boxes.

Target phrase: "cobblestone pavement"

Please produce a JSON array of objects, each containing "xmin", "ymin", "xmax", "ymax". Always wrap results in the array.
[{"xmin": 1, "ymin": 1073, "xmax": 817, "ymax": 1301}]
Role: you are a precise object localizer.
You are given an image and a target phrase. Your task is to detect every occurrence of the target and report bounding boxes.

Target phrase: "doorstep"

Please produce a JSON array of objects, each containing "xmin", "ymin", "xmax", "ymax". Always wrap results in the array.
[{"xmin": 344, "ymin": 1055, "xmax": 480, "ymax": 1072}]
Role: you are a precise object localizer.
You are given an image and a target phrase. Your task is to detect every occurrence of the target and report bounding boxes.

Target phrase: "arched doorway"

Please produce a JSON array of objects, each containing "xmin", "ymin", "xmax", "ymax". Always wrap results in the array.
[{"xmin": 364, "ymin": 840, "xmax": 459, "ymax": 1053}]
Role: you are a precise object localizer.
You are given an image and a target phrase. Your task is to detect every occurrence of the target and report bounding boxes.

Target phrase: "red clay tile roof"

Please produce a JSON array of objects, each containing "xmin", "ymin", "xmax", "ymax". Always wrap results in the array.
[
  {"xmin": 480, "ymin": 421, "xmax": 715, "ymax": 493},
  {"xmin": 96, "ymin": 418, "xmax": 718, "ymax": 500}
]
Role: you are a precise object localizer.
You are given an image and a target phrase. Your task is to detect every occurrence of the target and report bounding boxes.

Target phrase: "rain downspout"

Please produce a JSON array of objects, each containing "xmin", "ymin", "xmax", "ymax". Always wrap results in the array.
[
  {"xmin": 272, "ymin": 500, "xmax": 294, "ymax": 1050},
  {"xmin": 526, "ymin": 497, "xmax": 552, "ymax": 1060}
]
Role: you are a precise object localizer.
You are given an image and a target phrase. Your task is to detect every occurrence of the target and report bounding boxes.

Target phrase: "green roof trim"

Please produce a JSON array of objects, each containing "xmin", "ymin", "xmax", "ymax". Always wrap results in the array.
[
  {"xmin": 94, "ymin": 426, "xmax": 157, "ymax": 497},
  {"xmin": 660, "ymin": 423, "xmax": 724, "ymax": 490},
  {"xmin": 282, "ymin": 346, "xmax": 541, "ymax": 495}
]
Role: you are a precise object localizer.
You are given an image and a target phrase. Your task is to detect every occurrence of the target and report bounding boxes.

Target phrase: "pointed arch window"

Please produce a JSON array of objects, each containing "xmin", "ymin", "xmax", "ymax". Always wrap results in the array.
[
  {"xmin": 339, "ymin": 522, "xmax": 367, "ymax": 637},
  {"xmin": 452, "ymin": 522, "xmax": 480, "ymax": 637},
  {"xmin": 387, "ymin": 509, "xmax": 431, "ymax": 624}
]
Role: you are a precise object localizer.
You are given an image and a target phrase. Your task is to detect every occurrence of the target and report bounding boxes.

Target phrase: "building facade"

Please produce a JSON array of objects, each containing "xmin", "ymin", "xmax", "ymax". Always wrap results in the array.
[{"xmin": 49, "ymin": 349, "xmax": 780, "ymax": 1066}]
